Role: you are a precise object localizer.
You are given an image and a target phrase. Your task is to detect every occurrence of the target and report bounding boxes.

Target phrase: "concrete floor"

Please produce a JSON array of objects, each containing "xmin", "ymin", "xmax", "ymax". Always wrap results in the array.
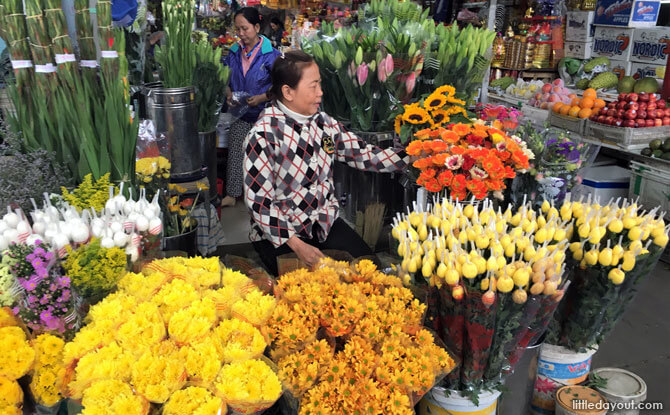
[{"xmin": 219, "ymin": 201, "xmax": 670, "ymax": 414}]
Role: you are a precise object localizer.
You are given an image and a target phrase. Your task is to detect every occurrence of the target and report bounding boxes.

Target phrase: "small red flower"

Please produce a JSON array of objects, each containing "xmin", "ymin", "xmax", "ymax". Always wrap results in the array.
[
  {"xmin": 462, "ymin": 155, "xmax": 476, "ymax": 171},
  {"xmin": 108, "ymin": 38, "xmax": 114, "ymax": 49},
  {"xmin": 465, "ymin": 134, "xmax": 484, "ymax": 147}
]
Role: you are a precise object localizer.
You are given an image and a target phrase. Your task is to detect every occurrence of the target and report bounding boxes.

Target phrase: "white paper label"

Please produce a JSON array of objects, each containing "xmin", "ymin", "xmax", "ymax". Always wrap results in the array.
[
  {"xmin": 10, "ymin": 60, "xmax": 33, "ymax": 69},
  {"xmin": 35, "ymin": 63, "xmax": 57, "ymax": 73},
  {"xmin": 80, "ymin": 60, "xmax": 98, "ymax": 68},
  {"xmin": 55, "ymin": 53, "xmax": 77, "ymax": 64},
  {"xmin": 101, "ymin": 50, "xmax": 119, "ymax": 58}
]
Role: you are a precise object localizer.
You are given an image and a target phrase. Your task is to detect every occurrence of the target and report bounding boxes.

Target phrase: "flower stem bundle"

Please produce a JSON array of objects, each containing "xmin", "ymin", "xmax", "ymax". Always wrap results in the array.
[{"xmin": 155, "ymin": 0, "xmax": 197, "ymax": 88}]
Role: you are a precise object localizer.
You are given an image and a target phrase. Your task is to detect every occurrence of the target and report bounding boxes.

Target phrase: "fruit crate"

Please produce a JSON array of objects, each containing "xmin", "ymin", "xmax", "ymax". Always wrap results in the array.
[
  {"xmin": 586, "ymin": 121, "xmax": 670, "ymax": 150},
  {"xmin": 521, "ymin": 104, "xmax": 550, "ymax": 126},
  {"xmin": 549, "ymin": 112, "xmax": 587, "ymax": 135}
]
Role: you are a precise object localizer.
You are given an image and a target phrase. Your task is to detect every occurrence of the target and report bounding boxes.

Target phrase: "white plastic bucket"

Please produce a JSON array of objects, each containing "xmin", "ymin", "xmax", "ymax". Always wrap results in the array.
[
  {"xmin": 593, "ymin": 367, "xmax": 647, "ymax": 415},
  {"xmin": 417, "ymin": 386, "xmax": 501, "ymax": 415},
  {"xmin": 530, "ymin": 344, "xmax": 598, "ymax": 415}
]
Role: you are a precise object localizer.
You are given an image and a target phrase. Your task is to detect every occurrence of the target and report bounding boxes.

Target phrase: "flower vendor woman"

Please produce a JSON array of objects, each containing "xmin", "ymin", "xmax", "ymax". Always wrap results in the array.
[
  {"xmin": 221, "ymin": 7, "xmax": 281, "ymax": 208},
  {"xmin": 244, "ymin": 51, "xmax": 408, "ymax": 276}
]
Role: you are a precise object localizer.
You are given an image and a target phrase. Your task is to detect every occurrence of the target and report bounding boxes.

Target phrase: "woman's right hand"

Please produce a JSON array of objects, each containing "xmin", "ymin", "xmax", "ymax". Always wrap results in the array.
[
  {"xmin": 226, "ymin": 89, "xmax": 236, "ymax": 106},
  {"xmin": 287, "ymin": 236, "xmax": 325, "ymax": 268}
]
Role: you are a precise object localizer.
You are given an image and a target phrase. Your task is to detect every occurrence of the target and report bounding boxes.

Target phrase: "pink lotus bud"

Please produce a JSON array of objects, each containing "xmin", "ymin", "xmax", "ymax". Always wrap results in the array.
[
  {"xmin": 384, "ymin": 54, "xmax": 394, "ymax": 76},
  {"xmin": 348, "ymin": 61, "xmax": 356, "ymax": 78},
  {"xmin": 405, "ymin": 71, "xmax": 416, "ymax": 94},
  {"xmin": 357, "ymin": 63, "xmax": 369, "ymax": 86}
]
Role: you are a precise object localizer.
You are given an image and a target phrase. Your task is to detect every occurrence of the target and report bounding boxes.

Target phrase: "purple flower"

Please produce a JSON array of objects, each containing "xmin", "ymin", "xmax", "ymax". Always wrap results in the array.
[
  {"xmin": 44, "ymin": 251, "xmax": 54, "ymax": 261},
  {"xmin": 11, "ymin": 307, "xmax": 19, "ymax": 315},
  {"xmin": 49, "ymin": 283, "xmax": 57, "ymax": 291},
  {"xmin": 59, "ymin": 291, "xmax": 71, "ymax": 302},
  {"xmin": 28, "ymin": 295, "xmax": 38, "ymax": 304},
  {"xmin": 20, "ymin": 279, "xmax": 38, "ymax": 292},
  {"xmin": 566, "ymin": 149, "xmax": 580, "ymax": 162},
  {"xmin": 57, "ymin": 276, "xmax": 70, "ymax": 288}
]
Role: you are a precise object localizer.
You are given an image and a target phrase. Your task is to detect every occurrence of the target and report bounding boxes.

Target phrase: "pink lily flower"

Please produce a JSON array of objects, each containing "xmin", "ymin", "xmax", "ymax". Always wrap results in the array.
[
  {"xmin": 377, "ymin": 54, "xmax": 394, "ymax": 83},
  {"xmin": 405, "ymin": 71, "xmax": 416, "ymax": 94},
  {"xmin": 357, "ymin": 63, "xmax": 369, "ymax": 86},
  {"xmin": 348, "ymin": 61, "xmax": 356, "ymax": 78}
]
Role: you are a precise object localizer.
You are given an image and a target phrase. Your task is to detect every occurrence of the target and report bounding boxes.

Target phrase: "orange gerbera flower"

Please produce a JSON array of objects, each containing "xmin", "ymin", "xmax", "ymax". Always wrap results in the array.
[
  {"xmin": 437, "ymin": 170, "xmax": 454, "ymax": 187},
  {"xmin": 485, "ymin": 179, "xmax": 504, "ymax": 191},
  {"xmin": 422, "ymin": 168, "xmax": 437, "ymax": 178},
  {"xmin": 412, "ymin": 157, "xmax": 433, "ymax": 169},
  {"xmin": 481, "ymin": 155, "xmax": 504, "ymax": 175},
  {"xmin": 495, "ymin": 150, "xmax": 511, "ymax": 161},
  {"xmin": 432, "ymin": 153, "xmax": 448, "ymax": 166},
  {"xmin": 424, "ymin": 178, "xmax": 443, "ymax": 193},
  {"xmin": 451, "ymin": 190, "xmax": 467, "ymax": 201},
  {"xmin": 488, "ymin": 166, "xmax": 506, "ymax": 180},
  {"xmin": 468, "ymin": 148, "xmax": 489, "ymax": 161},
  {"xmin": 506, "ymin": 141, "xmax": 521, "ymax": 154},
  {"xmin": 450, "ymin": 146, "xmax": 466, "ymax": 156},
  {"xmin": 422, "ymin": 141, "xmax": 434, "ymax": 153},
  {"xmin": 466, "ymin": 179, "xmax": 488, "ymax": 199},
  {"xmin": 452, "ymin": 124, "xmax": 471, "ymax": 137},
  {"xmin": 511, "ymin": 151, "xmax": 529, "ymax": 168},
  {"xmin": 406, "ymin": 141, "xmax": 424, "ymax": 156},
  {"xmin": 504, "ymin": 165, "xmax": 516, "ymax": 179},
  {"xmin": 414, "ymin": 129, "xmax": 433, "ymax": 140},
  {"xmin": 450, "ymin": 174, "xmax": 467, "ymax": 193},
  {"xmin": 430, "ymin": 140, "xmax": 449, "ymax": 153},
  {"xmin": 488, "ymin": 127, "xmax": 505, "ymax": 137},
  {"xmin": 439, "ymin": 129, "xmax": 460, "ymax": 144}
]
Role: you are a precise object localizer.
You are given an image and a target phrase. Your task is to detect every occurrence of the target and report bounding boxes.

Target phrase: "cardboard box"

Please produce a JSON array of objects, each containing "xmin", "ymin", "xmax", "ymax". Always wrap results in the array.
[
  {"xmin": 631, "ymin": 27, "xmax": 670, "ymax": 65},
  {"xmin": 594, "ymin": 0, "xmax": 660, "ymax": 27},
  {"xmin": 610, "ymin": 59, "xmax": 632, "ymax": 79},
  {"xmin": 566, "ymin": 12, "xmax": 596, "ymax": 42},
  {"xmin": 565, "ymin": 41, "xmax": 593, "ymax": 59},
  {"xmin": 630, "ymin": 62, "xmax": 664, "ymax": 89},
  {"xmin": 592, "ymin": 25, "xmax": 634, "ymax": 60}
]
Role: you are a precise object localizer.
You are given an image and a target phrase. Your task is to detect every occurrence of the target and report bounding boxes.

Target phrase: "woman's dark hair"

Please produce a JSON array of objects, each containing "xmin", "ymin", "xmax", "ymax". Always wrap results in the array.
[
  {"xmin": 234, "ymin": 7, "xmax": 262, "ymax": 26},
  {"xmin": 270, "ymin": 15, "xmax": 283, "ymax": 29},
  {"xmin": 268, "ymin": 50, "xmax": 316, "ymax": 101}
]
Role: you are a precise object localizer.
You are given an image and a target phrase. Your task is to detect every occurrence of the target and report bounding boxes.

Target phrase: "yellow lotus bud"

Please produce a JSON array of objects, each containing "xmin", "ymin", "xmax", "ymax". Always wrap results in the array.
[
  {"xmin": 495, "ymin": 220, "xmax": 505, "ymax": 234},
  {"xmin": 476, "ymin": 235, "xmax": 490, "ymax": 250},
  {"xmin": 445, "ymin": 269, "xmax": 460, "ymax": 285},
  {"xmin": 651, "ymin": 225, "xmax": 666, "ymax": 239},
  {"xmin": 487, "ymin": 256, "xmax": 498, "ymax": 272},
  {"xmin": 524, "ymin": 246, "xmax": 537, "ymax": 262},
  {"xmin": 458, "ymin": 231, "xmax": 468, "ymax": 245},
  {"xmin": 441, "ymin": 219, "xmax": 452, "ymax": 234},
  {"xmin": 510, "ymin": 213, "xmax": 521, "ymax": 227},
  {"xmin": 517, "ymin": 237, "xmax": 530, "ymax": 252},
  {"xmin": 589, "ymin": 228, "xmax": 603, "ymax": 245},
  {"xmin": 474, "ymin": 257, "xmax": 487, "ymax": 274},
  {"xmin": 513, "ymin": 268, "xmax": 530, "ymax": 287},
  {"xmin": 401, "ymin": 258, "xmax": 409, "ymax": 271},
  {"xmin": 554, "ymin": 228, "xmax": 567, "ymax": 242},
  {"xmin": 585, "ymin": 249, "xmax": 598, "ymax": 266},
  {"xmin": 497, "ymin": 277, "xmax": 514, "ymax": 293},
  {"xmin": 629, "ymin": 239, "xmax": 643, "ymax": 253},
  {"xmin": 560, "ymin": 204, "xmax": 572, "ymax": 221},
  {"xmin": 408, "ymin": 257, "xmax": 419, "ymax": 273},
  {"xmin": 534, "ymin": 228, "xmax": 547, "ymax": 245},
  {"xmin": 511, "ymin": 227, "xmax": 523, "ymax": 239},
  {"xmin": 654, "ymin": 233, "xmax": 668, "ymax": 248},
  {"xmin": 608, "ymin": 219, "xmax": 624, "ymax": 234},
  {"xmin": 462, "ymin": 262, "xmax": 478, "ymax": 279},
  {"xmin": 463, "ymin": 204, "xmax": 475, "ymax": 219},
  {"xmin": 622, "ymin": 251, "xmax": 636, "ymax": 272},
  {"xmin": 497, "ymin": 256, "xmax": 507, "ymax": 270},
  {"xmin": 409, "ymin": 213, "xmax": 422, "ymax": 228},
  {"xmin": 598, "ymin": 248, "xmax": 613, "ymax": 267},
  {"xmin": 608, "ymin": 268, "xmax": 625, "ymax": 285},
  {"xmin": 623, "ymin": 216, "xmax": 636, "ymax": 229},
  {"xmin": 541, "ymin": 200, "xmax": 550, "ymax": 213},
  {"xmin": 537, "ymin": 215, "xmax": 547, "ymax": 229},
  {"xmin": 505, "ymin": 243, "xmax": 516, "ymax": 258},
  {"xmin": 500, "ymin": 234, "xmax": 512, "ymax": 249},
  {"xmin": 429, "ymin": 215, "xmax": 441, "ymax": 229},
  {"xmin": 628, "ymin": 226, "xmax": 642, "ymax": 241},
  {"xmin": 436, "ymin": 263, "xmax": 448, "ymax": 279},
  {"xmin": 513, "ymin": 288, "xmax": 528, "ymax": 304},
  {"xmin": 530, "ymin": 282, "xmax": 545, "ymax": 295},
  {"xmin": 543, "ymin": 281, "xmax": 557, "ymax": 295},
  {"xmin": 397, "ymin": 244, "xmax": 405, "ymax": 257},
  {"xmin": 569, "ymin": 242, "xmax": 581, "ymax": 252},
  {"xmin": 553, "ymin": 250, "xmax": 565, "ymax": 264},
  {"xmin": 480, "ymin": 278, "xmax": 490, "ymax": 291},
  {"xmin": 578, "ymin": 224, "xmax": 591, "ymax": 239},
  {"xmin": 572, "ymin": 202, "xmax": 584, "ymax": 217},
  {"xmin": 418, "ymin": 224, "xmax": 428, "ymax": 241}
]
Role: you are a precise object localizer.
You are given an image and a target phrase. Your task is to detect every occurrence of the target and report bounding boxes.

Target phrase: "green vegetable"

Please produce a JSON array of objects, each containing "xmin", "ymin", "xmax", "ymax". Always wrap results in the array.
[
  {"xmin": 490, "ymin": 76, "xmax": 515, "ymax": 89},
  {"xmin": 633, "ymin": 77, "xmax": 660, "ymax": 94},
  {"xmin": 584, "ymin": 57, "xmax": 611, "ymax": 73},
  {"xmin": 560, "ymin": 58, "xmax": 582, "ymax": 75},
  {"xmin": 576, "ymin": 78, "xmax": 590, "ymax": 90}
]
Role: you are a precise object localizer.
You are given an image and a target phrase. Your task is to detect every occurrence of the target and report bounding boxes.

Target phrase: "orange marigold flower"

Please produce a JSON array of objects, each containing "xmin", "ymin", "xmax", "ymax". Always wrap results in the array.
[
  {"xmin": 422, "ymin": 141, "xmax": 434, "ymax": 153},
  {"xmin": 437, "ymin": 170, "xmax": 454, "ymax": 187},
  {"xmin": 452, "ymin": 123, "xmax": 471, "ymax": 137},
  {"xmin": 430, "ymin": 140, "xmax": 449, "ymax": 153},
  {"xmin": 481, "ymin": 155, "xmax": 504, "ymax": 174},
  {"xmin": 504, "ymin": 165, "xmax": 516, "ymax": 179},
  {"xmin": 424, "ymin": 178, "xmax": 443, "ymax": 193},
  {"xmin": 488, "ymin": 166, "xmax": 506, "ymax": 180},
  {"xmin": 468, "ymin": 148, "xmax": 489, "ymax": 161},
  {"xmin": 506, "ymin": 141, "xmax": 521, "ymax": 154},
  {"xmin": 471, "ymin": 128, "xmax": 489, "ymax": 139},
  {"xmin": 495, "ymin": 150, "xmax": 511, "ymax": 161},
  {"xmin": 450, "ymin": 174, "xmax": 467, "ymax": 192},
  {"xmin": 432, "ymin": 153, "xmax": 448, "ymax": 166},
  {"xmin": 485, "ymin": 179, "xmax": 504, "ymax": 191},
  {"xmin": 439, "ymin": 129, "xmax": 460, "ymax": 144},
  {"xmin": 420, "ymin": 168, "xmax": 437, "ymax": 179},
  {"xmin": 450, "ymin": 146, "xmax": 466, "ymax": 155},
  {"xmin": 406, "ymin": 141, "xmax": 424, "ymax": 156}
]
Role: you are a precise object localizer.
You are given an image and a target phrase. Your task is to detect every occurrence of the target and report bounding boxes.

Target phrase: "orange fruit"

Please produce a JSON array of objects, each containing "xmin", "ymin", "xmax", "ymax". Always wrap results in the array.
[
  {"xmin": 578, "ymin": 108, "xmax": 592, "ymax": 119},
  {"xmin": 583, "ymin": 88, "xmax": 597, "ymax": 99},
  {"xmin": 569, "ymin": 106, "xmax": 581, "ymax": 117},
  {"xmin": 571, "ymin": 98, "xmax": 582, "ymax": 107},
  {"xmin": 560, "ymin": 105, "xmax": 571, "ymax": 116},
  {"xmin": 553, "ymin": 102, "xmax": 564, "ymax": 113},
  {"xmin": 594, "ymin": 99, "xmax": 606, "ymax": 109},
  {"xmin": 581, "ymin": 98, "xmax": 595, "ymax": 109},
  {"xmin": 592, "ymin": 108, "xmax": 600, "ymax": 116}
]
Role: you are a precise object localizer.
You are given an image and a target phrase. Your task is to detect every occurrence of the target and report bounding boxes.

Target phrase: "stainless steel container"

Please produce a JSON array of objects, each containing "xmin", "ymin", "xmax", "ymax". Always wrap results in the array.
[
  {"xmin": 145, "ymin": 86, "xmax": 202, "ymax": 180},
  {"xmin": 198, "ymin": 130, "xmax": 218, "ymax": 199}
]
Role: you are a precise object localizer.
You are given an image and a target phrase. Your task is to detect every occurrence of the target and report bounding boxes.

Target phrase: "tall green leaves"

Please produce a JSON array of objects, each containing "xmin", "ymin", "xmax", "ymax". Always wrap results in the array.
[
  {"xmin": 193, "ymin": 40, "xmax": 230, "ymax": 132},
  {"xmin": 155, "ymin": 0, "xmax": 197, "ymax": 88}
]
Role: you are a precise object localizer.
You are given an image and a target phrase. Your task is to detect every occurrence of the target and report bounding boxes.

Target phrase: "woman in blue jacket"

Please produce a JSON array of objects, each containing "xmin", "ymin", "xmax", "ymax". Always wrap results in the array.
[{"xmin": 221, "ymin": 7, "xmax": 281, "ymax": 207}]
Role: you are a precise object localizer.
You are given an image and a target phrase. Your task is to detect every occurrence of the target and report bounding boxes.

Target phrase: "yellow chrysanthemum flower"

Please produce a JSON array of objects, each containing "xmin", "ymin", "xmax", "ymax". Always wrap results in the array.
[
  {"xmin": 68, "ymin": 341, "xmax": 134, "ymax": 399},
  {"xmin": 130, "ymin": 341, "xmax": 186, "ymax": 404},
  {"xmin": 213, "ymin": 359, "xmax": 282, "ymax": 405},
  {"xmin": 179, "ymin": 335, "xmax": 223, "ymax": 386},
  {"xmin": 117, "ymin": 302, "xmax": 166, "ymax": 352},
  {"xmin": 152, "ymin": 278, "xmax": 201, "ymax": 322},
  {"xmin": 163, "ymin": 387, "xmax": 225, "ymax": 415},
  {"xmin": 0, "ymin": 326, "xmax": 35, "ymax": 380},
  {"xmin": 0, "ymin": 376, "xmax": 23, "ymax": 408},
  {"xmin": 81, "ymin": 380, "xmax": 148, "ymax": 415},
  {"xmin": 231, "ymin": 290, "xmax": 276, "ymax": 327},
  {"xmin": 168, "ymin": 298, "xmax": 217, "ymax": 345},
  {"xmin": 214, "ymin": 318, "xmax": 267, "ymax": 363}
]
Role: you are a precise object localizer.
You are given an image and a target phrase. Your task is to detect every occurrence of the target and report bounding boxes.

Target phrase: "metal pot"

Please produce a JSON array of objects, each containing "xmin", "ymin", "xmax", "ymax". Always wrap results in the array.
[
  {"xmin": 145, "ymin": 85, "xmax": 202, "ymax": 180},
  {"xmin": 162, "ymin": 222, "xmax": 198, "ymax": 257},
  {"xmin": 198, "ymin": 130, "xmax": 218, "ymax": 199}
]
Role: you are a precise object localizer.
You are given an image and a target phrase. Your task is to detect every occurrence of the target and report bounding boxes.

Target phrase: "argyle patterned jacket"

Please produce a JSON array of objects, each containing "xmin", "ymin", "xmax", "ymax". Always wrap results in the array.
[{"xmin": 243, "ymin": 105, "xmax": 408, "ymax": 248}]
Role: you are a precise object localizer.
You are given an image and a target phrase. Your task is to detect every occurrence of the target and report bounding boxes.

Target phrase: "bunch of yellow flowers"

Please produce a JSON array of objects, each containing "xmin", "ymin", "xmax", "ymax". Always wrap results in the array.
[
  {"xmin": 63, "ymin": 238, "xmax": 128, "ymax": 299},
  {"xmin": 213, "ymin": 359, "xmax": 282, "ymax": 413},
  {"xmin": 0, "ymin": 326, "xmax": 36, "ymax": 380},
  {"xmin": 30, "ymin": 334, "xmax": 66, "ymax": 407},
  {"xmin": 62, "ymin": 256, "xmax": 279, "ymax": 411},
  {"xmin": 61, "ymin": 173, "xmax": 115, "ymax": 212},
  {"xmin": 268, "ymin": 259, "xmax": 456, "ymax": 414},
  {"xmin": 136, "ymin": 156, "xmax": 171, "ymax": 183},
  {"xmin": 0, "ymin": 376, "xmax": 23, "ymax": 415}
]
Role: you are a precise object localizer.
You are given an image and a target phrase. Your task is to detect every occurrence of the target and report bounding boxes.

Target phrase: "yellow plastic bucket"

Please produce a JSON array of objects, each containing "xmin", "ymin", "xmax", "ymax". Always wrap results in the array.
[{"xmin": 417, "ymin": 387, "xmax": 501, "ymax": 415}]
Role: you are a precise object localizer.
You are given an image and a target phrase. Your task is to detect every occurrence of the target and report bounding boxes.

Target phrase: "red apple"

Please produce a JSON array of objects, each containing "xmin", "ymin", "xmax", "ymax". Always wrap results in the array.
[
  {"xmin": 638, "ymin": 110, "xmax": 648, "ymax": 119},
  {"xmin": 616, "ymin": 101, "xmax": 625, "ymax": 110},
  {"xmin": 647, "ymin": 109, "xmax": 657, "ymax": 119},
  {"xmin": 640, "ymin": 93, "xmax": 650, "ymax": 102},
  {"xmin": 649, "ymin": 93, "xmax": 658, "ymax": 101},
  {"xmin": 618, "ymin": 93, "xmax": 628, "ymax": 102},
  {"xmin": 623, "ymin": 120, "xmax": 636, "ymax": 128},
  {"xmin": 639, "ymin": 102, "xmax": 648, "ymax": 111},
  {"xmin": 665, "ymin": 108, "xmax": 670, "ymax": 117},
  {"xmin": 663, "ymin": 117, "xmax": 670, "ymax": 126},
  {"xmin": 629, "ymin": 93, "xmax": 639, "ymax": 102},
  {"xmin": 647, "ymin": 102, "xmax": 657, "ymax": 111},
  {"xmin": 616, "ymin": 109, "xmax": 625, "ymax": 119},
  {"xmin": 646, "ymin": 119, "xmax": 655, "ymax": 127},
  {"xmin": 658, "ymin": 100, "xmax": 667, "ymax": 109},
  {"xmin": 607, "ymin": 109, "xmax": 617, "ymax": 117},
  {"xmin": 636, "ymin": 118, "xmax": 646, "ymax": 126},
  {"xmin": 627, "ymin": 102, "xmax": 639, "ymax": 111},
  {"xmin": 597, "ymin": 115, "xmax": 607, "ymax": 123},
  {"xmin": 624, "ymin": 109, "xmax": 637, "ymax": 120},
  {"xmin": 655, "ymin": 118, "xmax": 663, "ymax": 127}
]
